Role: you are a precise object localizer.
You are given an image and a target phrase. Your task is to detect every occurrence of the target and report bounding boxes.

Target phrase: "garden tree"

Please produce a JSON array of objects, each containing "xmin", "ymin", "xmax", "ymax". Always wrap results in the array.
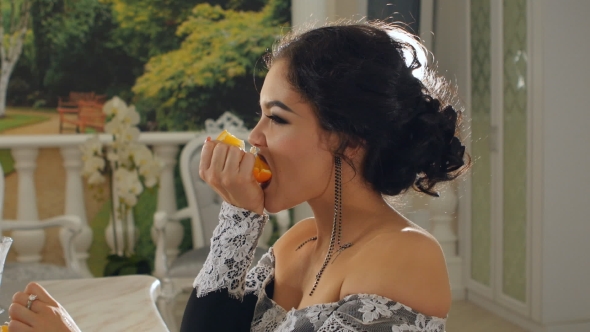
[
  {"xmin": 28, "ymin": 0, "xmax": 138, "ymax": 101},
  {"xmin": 132, "ymin": 0, "xmax": 290, "ymax": 130},
  {"xmin": 105, "ymin": 0, "xmax": 267, "ymax": 71},
  {"xmin": 5, "ymin": 28, "xmax": 35, "ymax": 106},
  {"xmin": 0, "ymin": 0, "xmax": 31, "ymax": 117},
  {"xmin": 20, "ymin": 0, "xmax": 143, "ymax": 106}
]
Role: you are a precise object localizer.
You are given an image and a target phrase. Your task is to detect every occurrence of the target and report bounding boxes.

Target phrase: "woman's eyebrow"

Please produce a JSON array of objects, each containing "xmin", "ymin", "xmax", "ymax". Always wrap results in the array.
[{"xmin": 261, "ymin": 100, "xmax": 295, "ymax": 113}]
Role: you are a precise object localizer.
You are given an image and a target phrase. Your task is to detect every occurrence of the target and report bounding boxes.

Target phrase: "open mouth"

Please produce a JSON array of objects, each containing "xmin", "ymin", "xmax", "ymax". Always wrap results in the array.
[
  {"xmin": 257, "ymin": 154, "xmax": 272, "ymax": 189},
  {"xmin": 261, "ymin": 180, "xmax": 271, "ymax": 190}
]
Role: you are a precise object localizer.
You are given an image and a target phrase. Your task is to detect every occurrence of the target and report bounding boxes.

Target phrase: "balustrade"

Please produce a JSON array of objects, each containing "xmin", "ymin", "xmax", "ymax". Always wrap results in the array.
[{"xmin": 0, "ymin": 133, "xmax": 195, "ymax": 276}]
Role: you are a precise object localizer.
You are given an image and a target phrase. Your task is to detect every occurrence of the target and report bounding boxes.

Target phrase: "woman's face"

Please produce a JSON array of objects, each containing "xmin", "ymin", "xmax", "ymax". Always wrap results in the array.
[{"xmin": 249, "ymin": 59, "xmax": 335, "ymax": 213}]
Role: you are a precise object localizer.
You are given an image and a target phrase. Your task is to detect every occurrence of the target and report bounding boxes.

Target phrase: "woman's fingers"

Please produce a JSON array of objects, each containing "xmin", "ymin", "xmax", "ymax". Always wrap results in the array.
[
  {"xmin": 24, "ymin": 283, "xmax": 58, "ymax": 307},
  {"xmin": 9, "ymin": 283, "xmax": 81, "ymax": 332},
  {"xmin": 238, "ymin": 152, "xmax": 256, "ymax": 180},
  {"xmin": 12, "ymin": 292, "xmax": 38, "ymax": 313},
  {"xmin": 7, "ymin": 319, "xmax": 34, "ymax": 332},
  {"xmin": 198, "ymin": 139, "xmax": 264, "ymax": 213},
  {"xmin": 223, "ymin": 146, "xmax": 246, "ymax": 180},
  {"xmin": 199, "ymin": 139, "xmax": 216, "ymax": 177},
  {"xmin": 8, "ymin": 302, "xmax": 36, "ymax": 327},
  {"xmin": 209, "ymin": 142, "xmax": 229, "ymax": 174}
]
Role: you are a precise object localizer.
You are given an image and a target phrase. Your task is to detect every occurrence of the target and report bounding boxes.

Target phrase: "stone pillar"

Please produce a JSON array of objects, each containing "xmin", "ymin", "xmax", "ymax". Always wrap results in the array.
[
  {"xmin": 151, "ymin": 145, "xmax": 183, "ymax": 263},
  {"xmin": 428, "ymin": 182, "xmax": 464, "ymax": 299},
  {"xmin": 60, "ymin": 146, "xmax": 93, "ymax": 277},
  {"xmin": 11, "ymin": 148, "xmax": 44, "ymax": 262}
]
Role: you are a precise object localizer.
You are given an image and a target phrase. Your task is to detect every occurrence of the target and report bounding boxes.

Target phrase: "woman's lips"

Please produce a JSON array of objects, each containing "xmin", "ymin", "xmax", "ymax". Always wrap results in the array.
[
  {"xmin": 257, "ymin": 154, "xmax": 269, "ymax": 166},
  {"xmin": 257, "ymin": 154, "xmax": 272, "ymax": 189}
]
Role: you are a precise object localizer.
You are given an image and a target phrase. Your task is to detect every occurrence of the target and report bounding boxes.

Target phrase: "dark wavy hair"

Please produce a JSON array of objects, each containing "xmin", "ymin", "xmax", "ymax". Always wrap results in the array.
[{"xmin": 264, "ymin": 21, "xmax": 470, "ymax": 197}]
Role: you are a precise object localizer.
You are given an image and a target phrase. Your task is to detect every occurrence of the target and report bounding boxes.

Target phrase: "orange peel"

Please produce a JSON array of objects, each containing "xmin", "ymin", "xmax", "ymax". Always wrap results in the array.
[{"xmin": 215, "ymin": 130, "xmax": 272, "ymax": 183}]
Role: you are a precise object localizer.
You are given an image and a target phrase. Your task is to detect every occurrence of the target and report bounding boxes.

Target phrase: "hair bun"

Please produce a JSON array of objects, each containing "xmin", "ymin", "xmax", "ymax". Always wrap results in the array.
[
  {"xmin": 414, "ymin": 105, "xmax": 467, "ymax": 196},
  {"xmin": 445, "ymin": 136, "xmax": 466, "ymax": 172}
]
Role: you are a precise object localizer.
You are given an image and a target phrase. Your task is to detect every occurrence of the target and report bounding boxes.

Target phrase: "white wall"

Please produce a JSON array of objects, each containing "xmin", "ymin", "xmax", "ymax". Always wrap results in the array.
[
  {"xmin": 291, "ymin": 0, "xmax": 367, "ymax": 29},
  {"xmin": 540, "ymin": 0, "xmax": 590, "ymax": 326},
  {"xmin": 433, "ymin": 0, "xmax": 590, "ymax": 330}
]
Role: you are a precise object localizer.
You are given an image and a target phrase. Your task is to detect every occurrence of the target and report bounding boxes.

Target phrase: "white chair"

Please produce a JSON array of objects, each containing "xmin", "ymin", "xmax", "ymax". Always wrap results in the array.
[
  {"xmin": 152, "ymin": 114, "xmax": 290, "ymax": 331},
  {"xmin": 0, "ymin": 163, "xmax": 83, "ymax": 283}
]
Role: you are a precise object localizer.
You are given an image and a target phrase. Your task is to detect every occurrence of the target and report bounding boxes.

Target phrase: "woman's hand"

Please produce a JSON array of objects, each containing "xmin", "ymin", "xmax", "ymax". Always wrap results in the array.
[
  {"xmin": 8, "ymin": 282, "xmax": 80, "ymax": 332},
  {"xmin": 199, "ymin": 138, "xmax": 265, "ymax": 214}
]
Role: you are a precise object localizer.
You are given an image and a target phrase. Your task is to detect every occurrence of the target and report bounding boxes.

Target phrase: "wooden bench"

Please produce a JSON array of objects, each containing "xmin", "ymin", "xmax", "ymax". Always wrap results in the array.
[
  {"xmin": 58, "ymin": 92, "xmax": 107, "ymax": 133},
  {"xmin": 77, "ymin": 100, "xmax": 106, "ymax": 133},
  {"xmin": 59, "ymin": 100, "xmax": 105, "ymax": 133}
]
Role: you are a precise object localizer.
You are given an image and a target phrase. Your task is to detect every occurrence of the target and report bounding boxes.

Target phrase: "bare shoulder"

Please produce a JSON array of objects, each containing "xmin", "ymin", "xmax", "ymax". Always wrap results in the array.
[
  {"xmin": 343, "ymin": 226, "xmax": 452, "ymax": 318},
  {"xmin": 272, "ymin": 217, "xmax": 316, "ymax": 257}
]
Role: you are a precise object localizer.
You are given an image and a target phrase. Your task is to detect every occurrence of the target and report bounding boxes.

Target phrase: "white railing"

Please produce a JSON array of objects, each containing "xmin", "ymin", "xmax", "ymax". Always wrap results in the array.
[
  {"xmin": 0, "ymin": 132, "xmax": 197, "ymax": 277},
  {"xmin": 0, "ymin": 132, "xmax": 463, "ymax": 296}
]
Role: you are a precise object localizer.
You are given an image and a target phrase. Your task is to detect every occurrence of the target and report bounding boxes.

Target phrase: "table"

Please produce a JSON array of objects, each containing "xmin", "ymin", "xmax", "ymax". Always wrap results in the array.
[{"xmin": 0, "ymin": 275, "xmax": 169, "ymax": 332}]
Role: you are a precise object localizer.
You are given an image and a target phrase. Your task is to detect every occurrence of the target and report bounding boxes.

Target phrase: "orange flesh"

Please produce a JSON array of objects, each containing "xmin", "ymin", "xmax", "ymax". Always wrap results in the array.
[{"xmin": 215, "ymin": 130, "xmax": 272, "ymax": 183}]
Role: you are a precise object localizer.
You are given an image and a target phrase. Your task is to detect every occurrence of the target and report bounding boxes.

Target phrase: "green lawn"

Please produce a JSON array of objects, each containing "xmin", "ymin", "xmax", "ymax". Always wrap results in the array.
[
  {"xmin": 0, "ymin": 113, "xmax": 49, "ymax": 132},
  {"xmin": 0, "ymin": 150, "xmax": 13, "ymax": 175},
  {"xmin": 6, "ymin": 106, "xmax": 57, "ymax": 114},
  {"xmin": 0, "ymin": 112, "xmax": 51, "ymax": 175}
]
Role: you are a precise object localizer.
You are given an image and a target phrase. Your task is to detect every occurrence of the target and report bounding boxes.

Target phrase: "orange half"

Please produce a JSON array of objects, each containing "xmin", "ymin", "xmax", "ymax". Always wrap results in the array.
[
  {"xmin": 216, "ymin": 130, "xmax": 245, "ymax": 150},
  {"xmin": 215, "ymin": 130, "xmax": 272, "ymax": 183}
]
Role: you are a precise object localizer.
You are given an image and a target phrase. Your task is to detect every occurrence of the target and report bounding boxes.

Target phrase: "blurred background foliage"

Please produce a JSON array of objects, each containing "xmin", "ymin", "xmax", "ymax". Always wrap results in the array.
[{"xmin": 9, "ymin": 0, "xmax": 290, "ymax": 128}]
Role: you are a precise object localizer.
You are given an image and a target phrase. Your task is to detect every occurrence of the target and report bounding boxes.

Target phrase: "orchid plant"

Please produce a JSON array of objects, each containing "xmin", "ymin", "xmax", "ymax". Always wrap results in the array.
[{"xmin": 81, "ymin": 97, "xmax": 161, "ymax": 261}]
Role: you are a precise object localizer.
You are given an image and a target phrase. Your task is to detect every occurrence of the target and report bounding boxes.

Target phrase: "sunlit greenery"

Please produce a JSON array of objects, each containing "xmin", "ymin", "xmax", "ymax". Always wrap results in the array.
[
  {"xmin": 133, "ymin": 0, "xmax": 289, "ymax": 130},
  {"xmin": 9, "ymin": 0, "xmax": 289, "ymax": 129}
]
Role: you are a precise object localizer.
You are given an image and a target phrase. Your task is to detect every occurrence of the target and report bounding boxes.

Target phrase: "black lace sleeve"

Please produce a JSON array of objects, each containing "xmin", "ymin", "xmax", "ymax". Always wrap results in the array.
[
  {"xmin": 180, "ymin": 288, "xmax": 259, "ymax": 332},
  {"xmin": 179, "ymin": 202, "xmax": 269, "ymax": 332}
]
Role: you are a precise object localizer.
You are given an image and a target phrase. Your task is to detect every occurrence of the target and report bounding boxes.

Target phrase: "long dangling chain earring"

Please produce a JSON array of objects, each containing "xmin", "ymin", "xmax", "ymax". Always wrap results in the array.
[{"xmin": 302, "ymin": 156, "xmax": 353, "ymax": 297}]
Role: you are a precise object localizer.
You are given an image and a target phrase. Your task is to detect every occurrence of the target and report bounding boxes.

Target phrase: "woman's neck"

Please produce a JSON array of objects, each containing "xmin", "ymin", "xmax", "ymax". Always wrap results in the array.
[{"xmin": 306, "ymin": 177, "xmax": 394, "ymax": 249}]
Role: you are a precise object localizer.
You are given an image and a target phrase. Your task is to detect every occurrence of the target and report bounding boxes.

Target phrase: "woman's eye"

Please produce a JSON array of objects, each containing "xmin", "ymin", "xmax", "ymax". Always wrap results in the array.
[{"xmin": 265, "ymin": 114, "xmax": 288, "ymax": 125}]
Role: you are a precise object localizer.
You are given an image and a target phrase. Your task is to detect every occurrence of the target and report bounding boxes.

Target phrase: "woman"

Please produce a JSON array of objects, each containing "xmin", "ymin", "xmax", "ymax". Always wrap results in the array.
[
  {"xmin": 183, "ymin": 21, "xmax": 468, "ymax": 331},
  {"xmin": 8, "ymin": 21, "xmax": 467, "ymax": 331}
]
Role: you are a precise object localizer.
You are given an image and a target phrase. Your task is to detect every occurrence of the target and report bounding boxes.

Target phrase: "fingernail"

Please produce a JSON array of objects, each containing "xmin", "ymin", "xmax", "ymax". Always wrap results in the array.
[{"xmin": 205, "ymin": 136, "xmax": 211, "ymax": 142}]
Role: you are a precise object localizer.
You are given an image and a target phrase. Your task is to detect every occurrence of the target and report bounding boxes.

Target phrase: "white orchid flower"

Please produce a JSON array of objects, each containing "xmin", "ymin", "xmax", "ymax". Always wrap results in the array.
[
  {"xmin": 132, "ymin": 144, "xmax": 152, "ymax": 166},
  {"xmin": 143, "ymin": 175, "xmax": 158, "ymax": 188},
  {"xmin": 87, "ymin": 172, "xmax": 106, "ymax": 185},
  {"xmin": 140, "ymin": 161, "xmax": 161, "ymax": 186},
  {"xmin": 139, "ymin": 160, "xmax": 160, "ymax": 177},
  {"xmin": 103, "ymin": 96, "xmax": 128, "ymax": 117},
  {"xmin": 82, "ymin": 156, "xmax": 105, "ymax": 176},
  {"xmin": 116, "ymin": 146, "xmax": 134, "ymax": 168},
  {"xmin": 119, "ymin": 192, "xmax": 138, "ymax": 208},
  {"xmin": 104, "ymin": 121, "xmax": 117, "ymax": 135},
  {"xmin": 83, "ymin": 96, "xmax": 163, "ymax": 224},
  {"xmin": 119, "ymin": 126, "xmax": 141, "ymax": 144},
  {"xmin": 80, "ymin": 135, "xmax": 103, "ymax": 159},
  {"xmin": 114, "ymin": 168, "xmax": 143, "ymax": 195},
  {"xmin": 127, "ymin": 169, "xmax": 143, "ymax": 195},
  {"xmin": 119, "ymin": 105, "xmax": 140, "ymax": 126},
  {"xmin": 106, "ymin": 150, "xmax": 119, "ymax": 163}
]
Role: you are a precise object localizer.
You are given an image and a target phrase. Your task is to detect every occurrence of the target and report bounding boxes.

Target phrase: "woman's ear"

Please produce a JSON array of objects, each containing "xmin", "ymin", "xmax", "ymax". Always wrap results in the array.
[
  {"xmin": 343, "ymin": 140, "xmax": 365, "ymax": 163},
  {"xmin": 322, "ymin": 131, "xmax": 364, "ymax": 162}
]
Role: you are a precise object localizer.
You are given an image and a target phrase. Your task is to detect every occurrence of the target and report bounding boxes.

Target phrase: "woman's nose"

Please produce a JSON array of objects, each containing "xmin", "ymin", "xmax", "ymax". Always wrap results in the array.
[{"xmin": 248, "ymin": 120, "xmax": 267, "ymax": 148}]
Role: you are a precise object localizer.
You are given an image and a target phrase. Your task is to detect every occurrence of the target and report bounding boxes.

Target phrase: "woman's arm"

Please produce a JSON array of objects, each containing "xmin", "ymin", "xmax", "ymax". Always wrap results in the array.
[{"xmin": 180, "ymin": 201, "xmax": 269, "ymax": 331}]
